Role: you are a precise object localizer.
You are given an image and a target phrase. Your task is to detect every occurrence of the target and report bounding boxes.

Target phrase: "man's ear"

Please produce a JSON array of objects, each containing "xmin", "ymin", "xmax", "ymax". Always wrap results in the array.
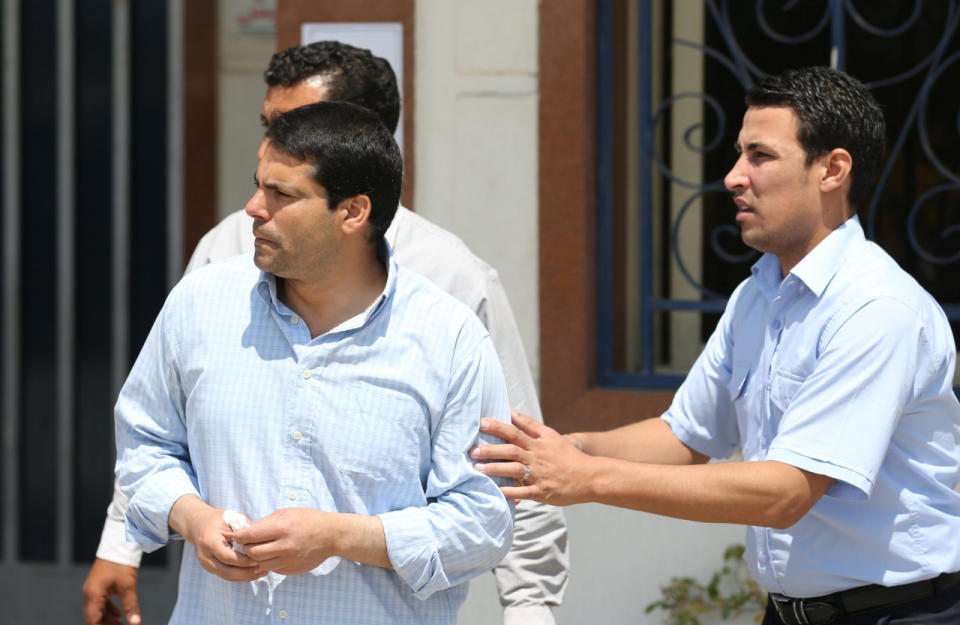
[
  {"xmin": 338, "ymin": 195, "xmax": 372, "ymax": 236},
  {"xmin": 820, "ymin": 148, "xmax": 852, "ymax": 194}
]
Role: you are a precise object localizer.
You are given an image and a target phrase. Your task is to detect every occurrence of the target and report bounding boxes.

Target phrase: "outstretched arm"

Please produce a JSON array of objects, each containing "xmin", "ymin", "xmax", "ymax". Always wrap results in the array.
[{"xmin": 473, "ymin": 412, "xmax": 833, "ymax": 529}]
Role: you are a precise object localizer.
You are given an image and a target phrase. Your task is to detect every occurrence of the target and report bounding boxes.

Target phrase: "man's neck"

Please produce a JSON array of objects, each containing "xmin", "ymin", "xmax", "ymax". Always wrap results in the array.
[{"xmin": 278, "ymin": 248, "xmax": 387, "ymax": 338}]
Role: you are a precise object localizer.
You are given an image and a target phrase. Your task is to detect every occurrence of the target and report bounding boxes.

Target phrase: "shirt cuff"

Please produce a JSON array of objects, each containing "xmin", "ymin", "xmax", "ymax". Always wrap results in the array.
[
  {"xmin": 95, "ymin": 515, "xmax": 143, "ymax": 567},
  {"xmin": 378, "ymin": 506, "xmax": 447, "ymax": 599},
  {"xmin": 766, "ymin": 446, "xmax": 872, "ymax": 499},
  {"xmin": 503, "ymin": 605, "xmax": 556, "ymax": 625},
  {"xmin": 124, "ymin": 470, "xmax": 200, "ymax": 552}
]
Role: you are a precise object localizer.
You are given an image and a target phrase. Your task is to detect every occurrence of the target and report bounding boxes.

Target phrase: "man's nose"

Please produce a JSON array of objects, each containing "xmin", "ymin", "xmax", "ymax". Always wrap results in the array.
[
  {"xmin": 245, "ymin": 189, "xmax": 268, "ymax": 220},
  {"xmin": 724, "ymin": 157, "xmax": 747, "ymax": 191}
]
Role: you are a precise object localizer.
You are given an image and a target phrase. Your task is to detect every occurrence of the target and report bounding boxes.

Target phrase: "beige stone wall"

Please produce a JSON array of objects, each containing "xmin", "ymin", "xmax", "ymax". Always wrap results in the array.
[{"xmin": 415, "ymin": 0, "xmax": 540, "ymax": 386}]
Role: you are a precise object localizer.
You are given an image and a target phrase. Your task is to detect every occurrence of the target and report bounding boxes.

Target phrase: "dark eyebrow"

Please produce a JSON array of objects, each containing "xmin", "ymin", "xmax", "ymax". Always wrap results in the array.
[{"xmin": 259, "ymin": 113, "xmax": 269, "ymax": 128}]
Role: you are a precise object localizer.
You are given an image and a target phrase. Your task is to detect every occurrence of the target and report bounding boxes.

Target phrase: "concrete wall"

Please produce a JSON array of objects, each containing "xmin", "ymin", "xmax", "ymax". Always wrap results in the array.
[
  {"xmin": 217, "ymin": 4, "xmax": 276, "ymax": 219},
  {"xmin": 414, "ymin": 0, "xmax": 540, "ymax": 380}
]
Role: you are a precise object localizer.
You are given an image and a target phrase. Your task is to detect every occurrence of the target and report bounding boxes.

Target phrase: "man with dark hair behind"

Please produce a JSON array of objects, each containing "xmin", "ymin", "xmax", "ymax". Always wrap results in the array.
[
  {"xmin": 83, "ymin": 41, "xmax": 568, "ymax": 625},
  {"xmin": 475, "ymin": 66, "xmax": 960, "ymax": 625},
  {"xmin": 112, "ymin": 100, "xmax": 515, "ymax": 625}
]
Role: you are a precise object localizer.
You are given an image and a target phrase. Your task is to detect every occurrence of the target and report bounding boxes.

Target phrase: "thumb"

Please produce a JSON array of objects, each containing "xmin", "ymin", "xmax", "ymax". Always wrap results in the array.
[{"xmin": 120, "ymin": 586, "xmax": 141, "ymax": 625}]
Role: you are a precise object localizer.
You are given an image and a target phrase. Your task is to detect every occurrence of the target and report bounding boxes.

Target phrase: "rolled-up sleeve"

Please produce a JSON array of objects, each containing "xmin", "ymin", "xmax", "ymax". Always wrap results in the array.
[
  {"xmin": 378, "ymin": 335, "xmax": 514, "ymax": 599},
  {"xmin": 115, "ymin": 299, "xmax": 200, "ymax": 552}
]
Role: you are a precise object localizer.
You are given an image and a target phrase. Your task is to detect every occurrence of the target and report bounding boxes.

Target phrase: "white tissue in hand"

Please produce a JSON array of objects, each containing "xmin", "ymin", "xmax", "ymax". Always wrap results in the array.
[
  {"xmin": 220, "ymin": 508, "xmax": 341, "ymax": 606},
  {"xmin": 222, "ymin": 510, "xmax": 250, "ymax": 554},
  {"xmin": 222, "ymin": 509, "xmax": 285, "ymax": 602}
]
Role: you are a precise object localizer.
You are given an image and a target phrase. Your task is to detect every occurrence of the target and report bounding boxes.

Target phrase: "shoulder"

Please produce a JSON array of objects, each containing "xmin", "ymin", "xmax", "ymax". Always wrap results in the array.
[
  {"xmin": 826, "ymin": 240, "xmax": 952, "ymax": 353},
  {"xmin": 388, "ymin": 206, "xmax": 499, "ymax": 308},
  {"xmin": 172, "ymin": 254, "xmax": 260, "ymax": 306},
  {"xmin": 834, "ymin": 240, "xmax": 936, "ymax": 316},
  {"xmin": 391, "ymin": 262, "xmax": 490, "ymax": 347}
]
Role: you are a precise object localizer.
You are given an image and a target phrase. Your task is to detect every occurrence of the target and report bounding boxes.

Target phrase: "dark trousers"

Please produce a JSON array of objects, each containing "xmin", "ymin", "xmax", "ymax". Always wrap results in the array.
[{"xmin": 762, "ymin": 586, "xmax": 960, "ymax": 625}]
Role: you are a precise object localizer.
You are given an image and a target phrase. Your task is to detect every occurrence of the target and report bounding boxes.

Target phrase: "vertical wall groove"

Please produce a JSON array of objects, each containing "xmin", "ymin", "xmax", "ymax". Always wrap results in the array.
[
  {"xmin": 56, "ymin": 0, "xmax": 76, "ymax": 567},
  {"xmin": 111, "ymin": 0, "xmax": 129, "ymax": 398},
  {"xmin": 167, "ymin": 0, "xmax": 183, "ymax": 287},
  {"xmin": 2, "ymin": 0, "xmax": 21, "ymax": 564}
]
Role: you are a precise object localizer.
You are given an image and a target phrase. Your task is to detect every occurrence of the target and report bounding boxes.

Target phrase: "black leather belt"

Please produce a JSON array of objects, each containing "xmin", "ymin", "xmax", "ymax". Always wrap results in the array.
[{"xmin": 770, "ymin": 570, "xmax": 960, "ymax": 625}]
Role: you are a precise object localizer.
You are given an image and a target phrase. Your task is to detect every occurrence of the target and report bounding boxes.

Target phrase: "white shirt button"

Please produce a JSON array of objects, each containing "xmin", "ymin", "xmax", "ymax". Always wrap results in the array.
[
  {"xmin": 292, "ymin": 431, "xmax": 303, "ymax": 441},
  {"xmin": 278, "ymin": 610, "xmax": 289, "ymax": 619},
  {"xmin": 759, "ymin": 551, "xmax": 769, "ymax": 564},
  {"xmin": 288, "ymin": 491, "xmax": 297, "ymax": 501},
  {"xmin": 771, "ymin": 319, "xmax": 781, "ymax": 330},
  {"xmin": 301, "ymin": 370, "xmax": 311, "ymax": 380},
  {"xmin": 290, "ymin": 317, "xmax": 300, "ymax": 325}
]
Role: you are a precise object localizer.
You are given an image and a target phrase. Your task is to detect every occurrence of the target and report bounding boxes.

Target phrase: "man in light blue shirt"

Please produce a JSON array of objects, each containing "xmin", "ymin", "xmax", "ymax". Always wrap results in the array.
[
  {"xmin": 475, "ymin": 67, "xmax": 960, "ymax": 624},
  {"xmin": 115, "ymin": 101, "xmax": 513, "ymax": 624}
]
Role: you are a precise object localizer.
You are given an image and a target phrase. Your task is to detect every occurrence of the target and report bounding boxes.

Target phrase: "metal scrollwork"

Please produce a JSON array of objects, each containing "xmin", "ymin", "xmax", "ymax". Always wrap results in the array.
[{"xmin": 658, "ymin": 0, "xmax": 960, "ymax": 302}]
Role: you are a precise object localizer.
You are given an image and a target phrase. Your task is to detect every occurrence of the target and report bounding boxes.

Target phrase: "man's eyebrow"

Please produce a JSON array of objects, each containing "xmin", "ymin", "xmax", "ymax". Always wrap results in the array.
[
  {"xmin": 257, "ymin": 176, "xmax": 301, "ymax": 197},
  {"xmin": 259, "ymin": 113, "xmax": 269, "ymax": 127},
  {"xmin": 734, "ymin": 141, "xmax": 773, "ymax": 154}
]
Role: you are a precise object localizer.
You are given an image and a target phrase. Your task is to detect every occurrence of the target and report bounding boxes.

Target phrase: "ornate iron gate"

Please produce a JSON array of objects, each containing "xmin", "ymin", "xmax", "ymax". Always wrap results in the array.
[{"xmin": 596, "ymin": 0, "xmax": 960, "ymax": 388}]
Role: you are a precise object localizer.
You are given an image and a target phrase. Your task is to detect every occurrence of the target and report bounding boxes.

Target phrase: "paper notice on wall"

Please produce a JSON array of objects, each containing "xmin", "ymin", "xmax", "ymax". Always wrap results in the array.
[
  {"xmin": 235, "ymin": 0, "xmax": 276, "ymax": 36},
  {"xmin": 300, "ymin": 23, "xmax": 404, "ymax": 151}
]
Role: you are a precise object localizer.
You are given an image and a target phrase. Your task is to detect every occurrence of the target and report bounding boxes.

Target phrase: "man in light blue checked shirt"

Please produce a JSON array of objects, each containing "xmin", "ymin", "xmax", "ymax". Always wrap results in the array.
[
  {"xmin": 115, "ymin": 101, "xmax": 514, "ymax": 624},
  {"xmin": 477, "ymin": 67, "xmax": 960, "ymax": 625}
]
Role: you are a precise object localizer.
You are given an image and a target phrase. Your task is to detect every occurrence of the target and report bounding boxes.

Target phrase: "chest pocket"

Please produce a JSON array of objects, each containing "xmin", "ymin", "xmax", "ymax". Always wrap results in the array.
[
  {"xmin": 770, "ymin": 369, "xmax": 806, "ymax": 415},
  {"xmin": 312, "ymin": 383, "xmax": 429, "ymax": 482}
]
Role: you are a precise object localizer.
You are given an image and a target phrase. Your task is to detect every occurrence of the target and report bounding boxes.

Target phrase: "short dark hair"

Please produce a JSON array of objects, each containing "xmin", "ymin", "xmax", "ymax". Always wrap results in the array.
[
  {"xmin": 746, "ymin": 66, "xmax": 886, "ymax": 208},
  {"xmin": 265, "ymin": 101, "xmax": 402, "ymax": 242},
  {"xmin": 264, "ymin": 41, "xmax": 401, "ymax": 134}
]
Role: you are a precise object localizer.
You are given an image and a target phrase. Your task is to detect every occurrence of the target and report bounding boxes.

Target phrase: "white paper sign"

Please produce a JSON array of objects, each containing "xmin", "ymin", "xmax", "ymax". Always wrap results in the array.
[
  {"xmin": 235, "ymin": 0, "xmax": 276, "ymax": 35},
  {"xmin": 300, "ymin": 23, "xmax": 404, "ymax": 151}
]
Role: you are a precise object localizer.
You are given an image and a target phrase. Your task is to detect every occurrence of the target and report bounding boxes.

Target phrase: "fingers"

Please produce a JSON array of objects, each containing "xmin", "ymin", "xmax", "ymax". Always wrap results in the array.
[
  {"xmin": 196, "ymin": 533, "xmax": 264, "ymax": 581},
  {"xmin": 470, "ymin": 442, "xmax": 526, "ymax": 463},
  {"xmin": 473, "ymin": 460, "xmax": 529, "ymax": 481},
  {"xmin": 119, "ymin": 586, "xmax": 142, "ymax": 625},
  {"xmin": 232, "ymin": 524, "xmax": 274, "ymax": 546},
  {"xmin": 499, "ymin": 484, "xmax": 540, "ymax": 502},
  {"xmin": 82, "ymin": 589, "xmax": 108, "ymax": 625},
  {"xmin": 478, "ymin": 418, "xmax": 540, "ymax": 450},
  {"xmin": 510, "ymin": 409, "xmax": 557, "ymax": 438},
  {"xmin": 100, "ymin": 600, "xmax": 125, "ymax": 625}
]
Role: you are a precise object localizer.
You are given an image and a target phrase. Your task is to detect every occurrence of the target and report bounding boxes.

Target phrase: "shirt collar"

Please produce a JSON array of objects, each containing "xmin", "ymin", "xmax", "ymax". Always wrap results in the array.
[
  {"xmin": 254, "ymin": 237, "xmax": 398, "ymax": 333},
  {"xmin": 750, "ymin": 215, "xmax": 863, "ymax": 299},
  {"xmin": 789, "ymin": 215, "xmax": 863, "ymax": 297}
]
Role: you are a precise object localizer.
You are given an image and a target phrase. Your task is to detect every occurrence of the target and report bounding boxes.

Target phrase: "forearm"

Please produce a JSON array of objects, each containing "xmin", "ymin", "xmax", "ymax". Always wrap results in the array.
[
  {"xmin": 583, "ymin": 457, "xmax": 831, "ymax": 528},
  {"xmin": 572, "ymin": 417, "xmax": 708, "ymax": 465},
  {"xmin": 331, "ymin": 513, "xmax": 392, "ymax": 569},
  {"xmin": 168, "ymin": 494, "xmax": 212, "ymax": 544}
]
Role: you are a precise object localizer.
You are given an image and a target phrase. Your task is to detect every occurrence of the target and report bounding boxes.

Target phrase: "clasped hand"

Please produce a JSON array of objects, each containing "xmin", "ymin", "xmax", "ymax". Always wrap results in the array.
[
  {"xmin": 469, "ymin": 409, "xmax": 595, "ymax": 506},
  {"xmin": 180, "ymin": 502, "xmax": 339, "ymax": 581}
]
